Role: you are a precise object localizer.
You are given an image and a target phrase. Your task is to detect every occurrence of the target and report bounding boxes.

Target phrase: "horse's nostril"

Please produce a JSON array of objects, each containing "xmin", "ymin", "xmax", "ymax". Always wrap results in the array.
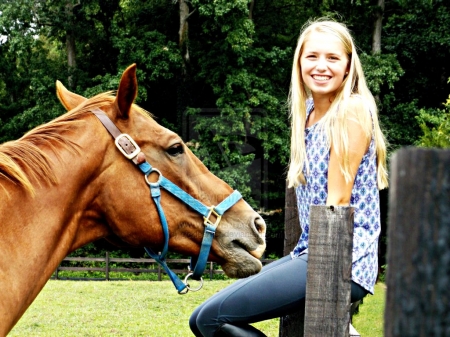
[{"xmin": 254, "ymin": 217, "xmax": 266, "ymax": 234}]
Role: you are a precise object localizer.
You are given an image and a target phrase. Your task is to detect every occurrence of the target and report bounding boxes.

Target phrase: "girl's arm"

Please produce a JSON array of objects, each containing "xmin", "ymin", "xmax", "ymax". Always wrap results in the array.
[{"xmin": 327, "ymin": 98, "xmax": 371, "ymax": 206}]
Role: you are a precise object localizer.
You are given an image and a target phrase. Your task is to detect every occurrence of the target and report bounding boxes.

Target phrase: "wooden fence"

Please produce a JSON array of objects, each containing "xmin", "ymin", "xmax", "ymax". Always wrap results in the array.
[
  {"xmin": 52, "ymin": 254, "xmax": 275, "ymax": 281},
  {"xmin": 279, "ymin": 182, "xmax": 355, "ymax": 337},
  {"xmin": 385, "ymin": 148, "xmax": 450, "ymax": 336},
  {"xmin": 280, "ymin": 147, "xmax": 450, "ymax": 337}
]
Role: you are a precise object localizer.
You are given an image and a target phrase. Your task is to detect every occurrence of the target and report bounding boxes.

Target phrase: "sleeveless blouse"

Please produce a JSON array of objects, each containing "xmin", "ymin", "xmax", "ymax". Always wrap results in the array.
[{"xmin": 291, "ymin": 98, "xmax": 381, "ymax": 294}]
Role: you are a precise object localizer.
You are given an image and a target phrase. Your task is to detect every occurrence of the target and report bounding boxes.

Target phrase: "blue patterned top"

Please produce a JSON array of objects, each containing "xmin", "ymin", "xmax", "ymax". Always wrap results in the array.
[{"xmin": 291, "ymin": 98, "xmax": 380, "ymax": 294}]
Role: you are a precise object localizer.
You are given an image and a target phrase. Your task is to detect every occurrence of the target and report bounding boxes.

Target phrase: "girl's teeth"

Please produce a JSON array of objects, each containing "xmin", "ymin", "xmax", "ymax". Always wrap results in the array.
[{"xmin": 313, "ymin": 76, "xmax": 330, "ymax": 81}]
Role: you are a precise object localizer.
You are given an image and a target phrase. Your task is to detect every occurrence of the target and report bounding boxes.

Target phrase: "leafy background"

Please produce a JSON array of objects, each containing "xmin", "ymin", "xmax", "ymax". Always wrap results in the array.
[{"xmin": 1, "ymin": 0, "xmax": 449, "ymax": 259}]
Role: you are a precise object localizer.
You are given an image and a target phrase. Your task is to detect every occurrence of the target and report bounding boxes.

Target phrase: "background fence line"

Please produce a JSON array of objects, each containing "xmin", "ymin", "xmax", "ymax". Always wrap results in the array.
[{"xmin": 52, "ymin": 253, "xmax": 275, "ymax": 281}]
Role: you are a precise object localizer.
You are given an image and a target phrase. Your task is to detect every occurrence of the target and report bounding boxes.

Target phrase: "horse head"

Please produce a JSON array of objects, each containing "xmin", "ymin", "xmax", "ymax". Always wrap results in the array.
[{"xmin": 56, "ymin": 64, "xmax": 267, "ymax": 279}]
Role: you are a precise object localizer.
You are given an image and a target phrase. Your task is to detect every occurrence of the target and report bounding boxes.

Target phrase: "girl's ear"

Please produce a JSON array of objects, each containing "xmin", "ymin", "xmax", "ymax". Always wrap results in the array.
[{"xmin": 345, "ymin": 63, "xmax": 351, "ymax": 77}]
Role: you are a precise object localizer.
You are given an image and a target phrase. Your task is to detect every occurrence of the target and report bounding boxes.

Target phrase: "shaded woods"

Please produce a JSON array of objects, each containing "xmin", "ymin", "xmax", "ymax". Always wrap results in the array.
[{"xmin": 1, "ymin": 0, "xmax": 449, "ymax": 258}]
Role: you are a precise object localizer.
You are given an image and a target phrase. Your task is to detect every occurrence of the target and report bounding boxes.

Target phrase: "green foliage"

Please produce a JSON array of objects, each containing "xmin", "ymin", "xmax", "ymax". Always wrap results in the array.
[
  {"xmin": 184, "ymin": 0, "xmax": 293, "ymax": 207},
  {"xmin": 383, "ymin": 0, "xmax": 450, "ymax": 108},
  {"xmin": 416, "ymin": 93, "xmax": 450, "ymax": 148},
  {"xmin": 380, "ymin": 99, "xmax": 423, "ymax": 150},
  {"xmin": 360, "ymin": 53, "xmax": 404, "ymax": 96},
  {"xmin": 2, "ymin": 0, "xmax": 450, "ymax": 257}
]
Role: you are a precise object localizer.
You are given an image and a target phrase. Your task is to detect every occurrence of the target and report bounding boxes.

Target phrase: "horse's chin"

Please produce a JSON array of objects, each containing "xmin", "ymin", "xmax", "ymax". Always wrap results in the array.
[{"xmin": 220, "ymin": 249, "xmax": 263, "ymax": 278}]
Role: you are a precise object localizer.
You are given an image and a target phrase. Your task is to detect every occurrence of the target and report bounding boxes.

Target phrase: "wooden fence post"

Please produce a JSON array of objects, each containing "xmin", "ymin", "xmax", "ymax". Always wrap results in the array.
[
  {"xmin": 279, "ymin": 183, "xmax": 354, "ymax": 336},
  {"xmin": 303, "ymin": 205, "xmax": 354, "ymax": 337},
  {"xmin": 105, "ymin": 251, "xmax": 110, "ymax": 281},
  {"xmin": 158, "ymin": 254, "xmax": 162, "ymax": 281},
  {"xmin": 385, "ymin": 148, "xmax": 450, "ymax": 337},
  {"xmin": 279, "ymin": 182, "xmax": 304, "ymax": 337}
]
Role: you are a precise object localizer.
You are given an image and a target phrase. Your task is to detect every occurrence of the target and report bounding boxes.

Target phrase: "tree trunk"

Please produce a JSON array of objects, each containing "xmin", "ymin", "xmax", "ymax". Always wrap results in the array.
[
  {"xmin": 371, "ymin": 0, "xmax": 384, "ymax": 104},
  {"xmin": 65, "ymin": 0, "xmax": 80, "ymax": 88},
  {"xmin": 372, "ymin": 0, "xmax": 384, "ymax": 54},
  {"xmin": 66, "ymin": 33, "xmax": 76, "ymax": 88},
  {"xmin": 249, "ymin": 0, "xmax": 255, "ymax": 20},
  {"xmin": 179, "ymin": 0, "xmax": 194, "ymax": 66}
]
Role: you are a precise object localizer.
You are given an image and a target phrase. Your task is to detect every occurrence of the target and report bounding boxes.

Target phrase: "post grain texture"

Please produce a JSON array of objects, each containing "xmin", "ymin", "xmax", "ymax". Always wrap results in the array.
[
  {"xmin": 385, "ymin": 148, "xmax": 450, "ymax": 337},
  {"xmin": 303, "ymin": 205, "xmax": 354, "ymax": 337},
  {"xmin": 279, "ymin": 183, "xmax": 305, "ymax": 337}
]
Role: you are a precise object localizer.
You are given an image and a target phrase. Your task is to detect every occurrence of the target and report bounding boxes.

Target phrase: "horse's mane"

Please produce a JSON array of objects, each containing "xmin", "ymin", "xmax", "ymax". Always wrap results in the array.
[{"xmin": 0, "ymin": 92, "xmax": 152, "ymax": 196}]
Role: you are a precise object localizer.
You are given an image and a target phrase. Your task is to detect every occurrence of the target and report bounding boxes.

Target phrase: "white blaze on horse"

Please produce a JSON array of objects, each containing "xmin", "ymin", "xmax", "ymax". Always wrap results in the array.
[{"xmin": 0, "ymin": 64, "xmax": 266, "ymax": 336}]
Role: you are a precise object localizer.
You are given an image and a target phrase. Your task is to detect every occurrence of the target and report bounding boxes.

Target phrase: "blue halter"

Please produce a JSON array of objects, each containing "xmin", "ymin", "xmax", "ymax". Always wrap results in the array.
[{"xmin": 92, "ymin": 109, "xmax": 242, "ymax": 294}]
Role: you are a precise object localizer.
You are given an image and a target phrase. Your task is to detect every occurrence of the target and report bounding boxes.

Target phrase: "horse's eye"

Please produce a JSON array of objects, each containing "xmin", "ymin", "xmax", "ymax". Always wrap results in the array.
[{"xmin": 167, "ymin": 144, "xmax": 184, "ymax": 156}]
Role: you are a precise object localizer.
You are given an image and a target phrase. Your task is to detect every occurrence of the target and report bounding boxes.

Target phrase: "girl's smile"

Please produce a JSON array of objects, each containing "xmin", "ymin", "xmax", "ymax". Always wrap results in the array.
[{"xmin": 300, "ymin": 31, "xmax": 349, "ymax": 100}]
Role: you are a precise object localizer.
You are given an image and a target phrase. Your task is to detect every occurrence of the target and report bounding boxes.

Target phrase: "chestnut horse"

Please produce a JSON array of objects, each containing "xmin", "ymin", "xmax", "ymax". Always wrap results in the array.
[{"xmin": 0, "ymin": 64, "xmax": 266, "ymax": 336}]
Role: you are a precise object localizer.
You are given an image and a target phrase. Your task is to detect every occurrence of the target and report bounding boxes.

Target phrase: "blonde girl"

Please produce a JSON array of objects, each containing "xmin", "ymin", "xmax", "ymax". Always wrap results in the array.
[{"xmin": 189, "ymin": 19, "xmax": 388, "ymax": 337}]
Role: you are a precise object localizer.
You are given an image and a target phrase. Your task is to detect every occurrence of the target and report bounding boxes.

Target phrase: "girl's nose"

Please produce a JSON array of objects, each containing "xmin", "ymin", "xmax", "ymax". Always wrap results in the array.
[{"xmin": 316, "ymin": 56, "xmax": 327, "ymax": 71}]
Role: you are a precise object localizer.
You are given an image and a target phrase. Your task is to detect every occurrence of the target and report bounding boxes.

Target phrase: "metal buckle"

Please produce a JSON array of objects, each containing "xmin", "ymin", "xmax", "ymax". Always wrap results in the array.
[
  {"xmin": 115, "ymin": 134, "xmax": 140, "ymax": 159},
  {"xmin": 203, "ymin": 206, "xmax": 222, "ymax": 228}
]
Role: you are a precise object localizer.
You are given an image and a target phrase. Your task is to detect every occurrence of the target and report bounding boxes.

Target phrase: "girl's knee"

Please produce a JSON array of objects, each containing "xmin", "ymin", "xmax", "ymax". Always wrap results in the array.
[{"xmin": 190, "ymin": 305, "xmax": 205, "ymax": 336}]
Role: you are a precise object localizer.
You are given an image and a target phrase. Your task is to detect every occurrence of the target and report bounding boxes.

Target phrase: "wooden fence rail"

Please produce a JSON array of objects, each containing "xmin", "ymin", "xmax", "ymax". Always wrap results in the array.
[{"xmin": 52, "ymin": 254, "xmax": 275, "ymax": 281}]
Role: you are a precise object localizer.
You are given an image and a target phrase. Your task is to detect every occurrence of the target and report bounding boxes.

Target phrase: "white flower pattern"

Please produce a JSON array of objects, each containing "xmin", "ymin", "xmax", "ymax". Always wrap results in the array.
[{"xmin": 291, "ymin": 99, "xmax": 380, "ymax": 294}]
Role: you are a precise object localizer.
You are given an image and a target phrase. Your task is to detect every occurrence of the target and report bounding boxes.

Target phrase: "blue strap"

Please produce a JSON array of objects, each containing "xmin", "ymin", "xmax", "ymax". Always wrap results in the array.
[
  {"xmin": 144, "ymin": 247, "xmax": 187, "ymax": 293},
  {"xmin": 148, "ymin": 181, "xmax": 169, "ymax": 257},
  {"xmin": 215, "ymin": 190, "xmax": 243, "ymax": 215},
  {"xmin": 138, "ymin": 161, "xmax": 152, "ymax": 175},
  {"xmin": 191, "ymin": 223, "xmax": 217, "ymax": 279},
  {"xmin": 138, "ymin": 160, "xmax": 242, "ymax": 292},
  {"xmin": 92, "ymin": 111, "xmax": 243, "ymax": 293},
  {"xmin": 159, "ymin": 177, "xmax": 211, "ymax": 217},
  {"xmin": 143, "ymin": 180, "xmax": 187, "ymax": 293},
  {"xmin": 154, "ymin": 180, "xmax": 241, "ymax": 280}
]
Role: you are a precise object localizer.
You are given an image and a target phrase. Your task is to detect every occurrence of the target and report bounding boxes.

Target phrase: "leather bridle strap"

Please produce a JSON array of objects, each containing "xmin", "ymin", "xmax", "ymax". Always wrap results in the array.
[
  {"xmin": 91, "ymin": 109, "xmax": 242, "ymax": 293},
  {"xmin": 92, "ymin": 109, "xmax": 141, "ymax": 164}
]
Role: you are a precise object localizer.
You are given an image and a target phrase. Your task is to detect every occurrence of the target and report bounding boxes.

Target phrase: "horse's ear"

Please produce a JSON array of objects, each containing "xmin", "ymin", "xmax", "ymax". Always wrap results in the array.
[
  {"xmin": 56, "ymin": 80, "xmax": 86, "ymax": 111},
  {"xmin": 114, "ymin": 64, "xmax": 138, "ymax": 119}
]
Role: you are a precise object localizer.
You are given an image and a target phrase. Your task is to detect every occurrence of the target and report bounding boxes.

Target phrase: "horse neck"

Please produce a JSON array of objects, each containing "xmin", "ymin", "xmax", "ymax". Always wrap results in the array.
[{"xmin": 0, "ymin": 118, "xmax": 112, "ymax": 333}]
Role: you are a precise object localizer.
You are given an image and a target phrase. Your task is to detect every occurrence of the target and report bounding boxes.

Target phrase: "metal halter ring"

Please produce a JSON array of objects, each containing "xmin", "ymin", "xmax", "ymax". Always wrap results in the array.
[
  {"xmin": 144, "ymin": 168, "xmax": 162, "ymax": 186},
  {"xmin": 183, "ymin": 272, "xmax": 204, "ymax": 293}
]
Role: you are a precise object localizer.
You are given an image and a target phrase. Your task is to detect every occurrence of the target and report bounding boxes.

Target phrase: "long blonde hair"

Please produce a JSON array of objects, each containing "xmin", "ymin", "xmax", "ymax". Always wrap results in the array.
[{"xmin": 287, "ymin": 19, "xmax": 388, "ymax": 190}]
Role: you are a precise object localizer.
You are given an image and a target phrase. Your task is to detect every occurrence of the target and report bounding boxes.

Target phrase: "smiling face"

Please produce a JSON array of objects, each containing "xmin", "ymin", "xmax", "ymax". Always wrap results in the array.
[{"xmin": 300, "ymin": 31, "xmax": 350, "ymax": 101}]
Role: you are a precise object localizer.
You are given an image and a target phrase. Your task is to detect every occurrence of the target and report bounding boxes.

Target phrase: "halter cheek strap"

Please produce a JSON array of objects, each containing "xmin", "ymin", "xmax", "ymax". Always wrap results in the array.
[{"xmin": 92, "ymin": 109, "xmax": 242, "ymax": 294}]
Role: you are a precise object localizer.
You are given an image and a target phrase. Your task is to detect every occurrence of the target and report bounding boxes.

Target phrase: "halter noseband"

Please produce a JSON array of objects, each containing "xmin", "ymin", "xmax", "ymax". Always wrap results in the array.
[{"xmin": 92, "ymin": 109, "xmax": 242, "ymax": 294}]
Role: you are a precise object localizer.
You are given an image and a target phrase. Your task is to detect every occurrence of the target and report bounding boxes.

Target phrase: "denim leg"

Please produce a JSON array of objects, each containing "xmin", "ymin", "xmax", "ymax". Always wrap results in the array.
[{"xmin": 190, "ymin": 255, "xmax": 308, "ymax": 337}]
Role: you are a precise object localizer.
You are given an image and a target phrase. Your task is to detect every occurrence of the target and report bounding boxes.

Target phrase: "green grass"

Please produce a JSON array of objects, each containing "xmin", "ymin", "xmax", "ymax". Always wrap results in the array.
[
  {"xmin": 352, "ymin": 282, "xmax": 386, "ymax": 337},
  {"xmin": 9, "ymin": 280, "xmax": 278, "ymax": 337},
  {"xmin": 9, "ymin": 280, "xmax": 385, "ymax": 336}
]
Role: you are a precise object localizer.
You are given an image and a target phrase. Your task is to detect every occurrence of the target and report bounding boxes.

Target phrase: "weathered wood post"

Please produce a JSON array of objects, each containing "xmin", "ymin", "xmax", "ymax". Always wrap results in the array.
[
  {"xmin": 279, "ymin": 183, "xmax": 355, "ymax": 337},
  {"xmin": 385, "ymin": 148, "xmax": 450, "ymax": 337},
  {"xmin": 303, "ymin": 205, "xmax": 354, "ymax": 337},
  {"xmin": 279, "ymin": 183, "xmax": 304, "ymax": 337},
  {"xmin": 105, "ymin": 251, "xmax": 110, "ymax": 281}
]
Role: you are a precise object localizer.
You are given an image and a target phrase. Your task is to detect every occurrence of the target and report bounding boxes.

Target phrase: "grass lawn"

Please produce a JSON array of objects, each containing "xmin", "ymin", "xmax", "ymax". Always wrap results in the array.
[
  {"xmin": 9, "ymin": 280, "xmax": 385, "ymax": 336},
  {"xmin": 352, "ymin": 282, "xmax": 386, "ymax": 337}
]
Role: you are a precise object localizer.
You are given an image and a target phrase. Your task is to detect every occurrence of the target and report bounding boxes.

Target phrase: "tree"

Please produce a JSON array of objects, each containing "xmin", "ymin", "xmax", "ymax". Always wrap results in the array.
[{"xmin": 416, "ymin": 88, "xmax": 450, "ymax": 148}]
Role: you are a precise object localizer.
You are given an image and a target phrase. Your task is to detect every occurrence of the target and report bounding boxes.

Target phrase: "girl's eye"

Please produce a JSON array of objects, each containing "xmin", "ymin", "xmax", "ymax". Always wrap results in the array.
[{"xmin": 167, "ymin": 144, "xmax": 184, "ymax": 156}]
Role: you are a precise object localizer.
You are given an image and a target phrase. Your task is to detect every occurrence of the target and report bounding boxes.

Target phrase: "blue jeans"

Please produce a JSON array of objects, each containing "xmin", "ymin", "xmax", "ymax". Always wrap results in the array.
[{"xmin": 189, "ymin": 254, "xmax": 368, "ymax": 336}]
